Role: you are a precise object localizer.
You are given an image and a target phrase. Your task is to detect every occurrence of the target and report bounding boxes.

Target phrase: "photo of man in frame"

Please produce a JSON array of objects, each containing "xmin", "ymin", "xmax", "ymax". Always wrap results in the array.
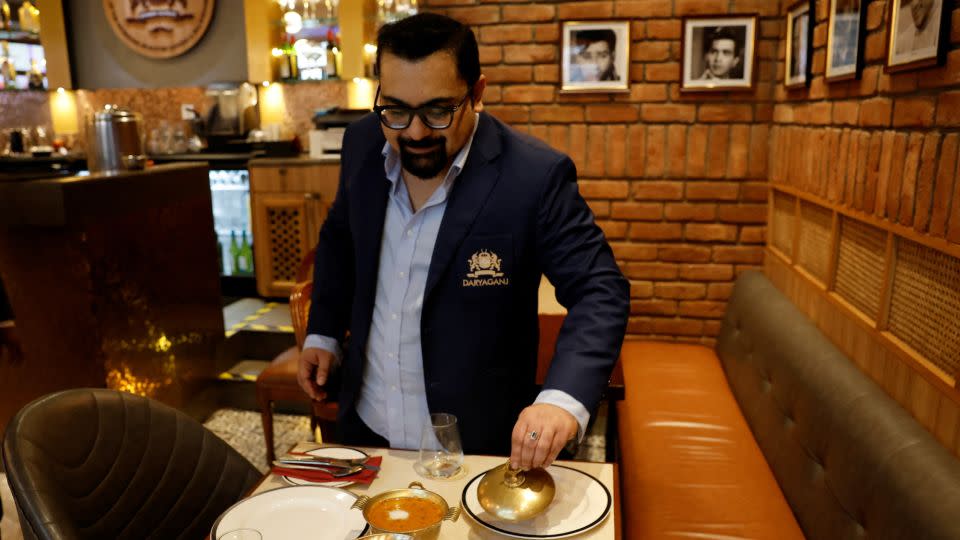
[
  {"xmin": 569, "ymin": 29, "xmax": 620, "ymax": 82},
  {"xmin": 893, "ymin": 0, "xmax": 941, "ymax": 59},
  {"xmin": 695, "ymin": 26, "xmax": 746, "ymax": 81}
]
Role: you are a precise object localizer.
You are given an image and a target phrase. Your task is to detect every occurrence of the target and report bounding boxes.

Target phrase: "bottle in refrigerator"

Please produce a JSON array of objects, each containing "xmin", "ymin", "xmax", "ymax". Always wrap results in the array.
[
  {"xmin": 239, "ymin": 230, "xmax": 255, "ymax": 275},
  {"xmin": 229, "ymin": 230, "xmax": 241, "ymax": 275}
]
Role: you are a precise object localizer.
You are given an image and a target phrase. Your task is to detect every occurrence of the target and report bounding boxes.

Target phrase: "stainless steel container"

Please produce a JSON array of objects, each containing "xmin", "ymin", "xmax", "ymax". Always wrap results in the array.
[{"xmin": 87, "ymin": 105, "xmax": 147, "ymax": 173}]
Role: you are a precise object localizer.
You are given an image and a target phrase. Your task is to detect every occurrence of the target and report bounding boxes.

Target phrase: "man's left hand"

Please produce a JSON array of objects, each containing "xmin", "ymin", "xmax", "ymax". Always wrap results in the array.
[{"xmin": 510, "ymin": 403, "xmax": 578, "ymax": 470}]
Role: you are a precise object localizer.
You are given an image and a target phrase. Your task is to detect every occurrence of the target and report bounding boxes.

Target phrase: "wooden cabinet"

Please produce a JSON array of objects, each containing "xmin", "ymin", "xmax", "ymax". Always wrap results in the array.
[{"xmin": 249, "ymin": 160, "xmax": 339, "ymax": 298}]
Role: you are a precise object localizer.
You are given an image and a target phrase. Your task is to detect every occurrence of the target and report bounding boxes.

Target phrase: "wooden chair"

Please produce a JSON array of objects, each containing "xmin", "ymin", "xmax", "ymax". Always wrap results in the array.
[{"xmin": 256, "ymin": 247, "xmax": 339, "ymax": 463}]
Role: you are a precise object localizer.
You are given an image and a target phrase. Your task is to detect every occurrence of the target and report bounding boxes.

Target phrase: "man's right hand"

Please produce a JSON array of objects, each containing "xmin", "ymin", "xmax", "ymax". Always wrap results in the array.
[{"xmin": 297, "ymin": 347, "xmax": 335, "ymax": 400}]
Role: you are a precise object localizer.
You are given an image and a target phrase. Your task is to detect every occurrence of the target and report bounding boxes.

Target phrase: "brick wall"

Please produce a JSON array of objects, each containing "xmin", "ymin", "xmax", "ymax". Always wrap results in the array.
[
  {"xmin": 423, "ymin": 0, "xmax": 786, "ymax": 343},
  {"xmin": 770, "ymin": 2, "xmax": 960, "ymax": 240}
]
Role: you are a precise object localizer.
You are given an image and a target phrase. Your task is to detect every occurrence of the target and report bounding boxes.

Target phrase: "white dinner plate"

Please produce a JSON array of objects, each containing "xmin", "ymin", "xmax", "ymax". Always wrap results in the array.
[
  {"xmin": 461, "ymin": 465, "xmax": 612, "ymax": 539},
  {"xmin": 211, "ymin": 485, "xmax": 368, "ymax": 540},
  {"xmin": 281, "ymin": 446, "xmax": 370, "ymax": 488}
]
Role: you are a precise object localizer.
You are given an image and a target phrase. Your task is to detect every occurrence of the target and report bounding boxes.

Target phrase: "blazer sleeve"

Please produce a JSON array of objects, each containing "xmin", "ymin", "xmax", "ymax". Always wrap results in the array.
[
  {"xmin": 305, "ymin": 127, "xmax": 356, "ymax": 340},
  {"xmin": 536, "ymin": 155, "xmax": 630, "ymax": 415}
]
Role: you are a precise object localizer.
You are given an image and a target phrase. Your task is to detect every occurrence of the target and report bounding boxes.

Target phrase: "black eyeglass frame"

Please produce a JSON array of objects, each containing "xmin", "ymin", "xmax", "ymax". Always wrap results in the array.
[{"xmin": 373, "ymin": 86, "xmax": 473, "ymax": 130}]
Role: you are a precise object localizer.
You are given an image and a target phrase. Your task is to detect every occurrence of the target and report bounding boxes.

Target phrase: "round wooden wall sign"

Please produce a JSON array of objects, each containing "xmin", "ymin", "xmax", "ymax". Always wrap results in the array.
[{"xmin": 102, "ymin": 0, "xmax": 216, "ymax": 59}]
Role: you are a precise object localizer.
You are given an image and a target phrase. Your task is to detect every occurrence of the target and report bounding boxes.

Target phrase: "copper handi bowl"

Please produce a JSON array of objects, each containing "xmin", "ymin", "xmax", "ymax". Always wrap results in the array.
[
  {"xmin": 352, "ymin": 481, "xmax": 460, "ymax": 540},
  {"xmin": 356, "ymin": 534, "xmax": 415, "ymax": 540}
]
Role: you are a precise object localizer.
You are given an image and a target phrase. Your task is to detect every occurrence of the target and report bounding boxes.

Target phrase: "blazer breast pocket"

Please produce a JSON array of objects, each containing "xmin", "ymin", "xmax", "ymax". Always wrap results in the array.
[{"xmin": 458, "ymin": 234, "xmax": 513, "ymax": 297}]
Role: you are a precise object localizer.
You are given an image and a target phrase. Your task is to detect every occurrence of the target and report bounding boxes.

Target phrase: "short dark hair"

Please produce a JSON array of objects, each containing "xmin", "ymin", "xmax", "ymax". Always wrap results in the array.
[
  {"xmin": 574, "ymin": 29, "xmax": 617, "ymax": 54},
  {"xmin": 705, "ymin": 27, "xmax": 742, "ymax": 58},
  {"xmin": 376, "ymin": 13, "xmax": 481, "ymax": 89}
]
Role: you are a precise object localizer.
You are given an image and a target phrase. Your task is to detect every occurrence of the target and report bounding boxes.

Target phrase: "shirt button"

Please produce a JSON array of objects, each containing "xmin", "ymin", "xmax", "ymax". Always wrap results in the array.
[
  {"xmin": 399, "ymin": 271, "xmax": 405, "ymax": 278},
  {"xmin": 406, "ymin": 230, "xmax": 413, "ymax": 237},
  {"xmin": 391, "ymin": 385, "xmax": 397, "ymax": 391},
  {"xmin": 391, "ymin": 313, "xmax": 398, "ymax": 320},
  {"xmin": 388, "ymin": 352, "xmax": 395, "ymax": 358}
]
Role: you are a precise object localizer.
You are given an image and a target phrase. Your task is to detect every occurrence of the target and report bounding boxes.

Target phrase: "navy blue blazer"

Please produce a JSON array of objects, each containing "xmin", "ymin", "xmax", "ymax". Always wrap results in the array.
[{"xmin": 307, "ymin": 112, "xmax": 629, "ymax": 454}]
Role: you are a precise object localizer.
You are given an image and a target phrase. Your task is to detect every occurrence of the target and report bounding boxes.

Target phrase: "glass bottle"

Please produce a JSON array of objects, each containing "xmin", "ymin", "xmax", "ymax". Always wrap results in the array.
[
  {"xmin": 239, "ymin": 230, "xmax": 254, "ymax": 275},
  {"xmin": 229, "ymin": 230, "xmax": 241, "ymax": 276},
  {"xmin": 1, "ymin": 1, "xmax": 11, "ymax": 31},
  {"xmin": 27, "ymin": 58, "xmax": 43, "ymax": 90}
]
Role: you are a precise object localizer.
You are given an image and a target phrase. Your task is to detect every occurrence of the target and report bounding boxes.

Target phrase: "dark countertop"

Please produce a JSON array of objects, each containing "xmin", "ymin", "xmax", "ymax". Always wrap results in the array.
[{"xmin": 0, "ymin": 163, "xmax": 210, "ymax": 227}]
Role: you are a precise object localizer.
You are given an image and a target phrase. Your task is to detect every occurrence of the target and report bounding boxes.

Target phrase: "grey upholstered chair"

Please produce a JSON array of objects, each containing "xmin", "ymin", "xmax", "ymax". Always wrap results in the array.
[{"xmin": 2, "ymin": 388, "xmax": 261, "ymax": 540}]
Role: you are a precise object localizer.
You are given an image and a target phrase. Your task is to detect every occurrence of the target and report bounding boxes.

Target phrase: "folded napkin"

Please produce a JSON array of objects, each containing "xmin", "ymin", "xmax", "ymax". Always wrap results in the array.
[{"xmin": 271, "ymin": 456, "xmax": 382, "ymax": 485}]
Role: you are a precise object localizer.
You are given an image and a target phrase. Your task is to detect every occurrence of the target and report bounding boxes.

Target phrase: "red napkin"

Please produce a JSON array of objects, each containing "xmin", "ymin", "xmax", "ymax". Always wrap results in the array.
[{"xmin": 271, "ymin": 456, "xmax": 382, "ymax": 485}]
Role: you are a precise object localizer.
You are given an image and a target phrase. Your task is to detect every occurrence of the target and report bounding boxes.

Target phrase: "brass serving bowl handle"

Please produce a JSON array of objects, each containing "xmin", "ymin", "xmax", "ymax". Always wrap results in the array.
[
  {"xmin": 443, "ymin": 506, "xmax": 461, "ymax": 522},
  {"xmin": 408, "ymin": 481, "xmax": 425, "ymax": 490},
  {"xmin": 351, "ymin": 495, "xmax": 371, "ymax": 511}
]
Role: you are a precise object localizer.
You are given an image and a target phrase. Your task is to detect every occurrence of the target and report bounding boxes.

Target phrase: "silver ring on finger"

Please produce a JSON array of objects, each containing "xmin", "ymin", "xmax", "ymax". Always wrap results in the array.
[{"xmin": 529, "ymin": 430, "xmax": 539, "ymax": 441}]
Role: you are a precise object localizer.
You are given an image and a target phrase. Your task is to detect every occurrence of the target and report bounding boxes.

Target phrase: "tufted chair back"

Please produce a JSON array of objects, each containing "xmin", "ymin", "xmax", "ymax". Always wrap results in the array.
[{"xmin": 2, "ymin": 388, "xmax": 261, "ymax": 540}]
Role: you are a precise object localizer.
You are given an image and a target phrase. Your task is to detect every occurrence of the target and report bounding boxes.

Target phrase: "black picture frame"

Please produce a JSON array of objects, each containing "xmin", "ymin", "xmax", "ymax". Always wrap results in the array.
[
  {"xmin": 825, "ymin": 0, "xmax": 869, "ymax": 81},
  {"xmin": 885, "ymin": 0, "xmax": 953, "ymax": 73},
  {"xmin": 785, "ymin": 0, "xmax": 815, "ymax": 89}
]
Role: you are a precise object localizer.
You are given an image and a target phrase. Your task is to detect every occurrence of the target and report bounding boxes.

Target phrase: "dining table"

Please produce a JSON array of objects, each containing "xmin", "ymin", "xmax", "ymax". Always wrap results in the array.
[{"xmin": 228, "ymin": 442, "xmax": 621, "ymax": 539}]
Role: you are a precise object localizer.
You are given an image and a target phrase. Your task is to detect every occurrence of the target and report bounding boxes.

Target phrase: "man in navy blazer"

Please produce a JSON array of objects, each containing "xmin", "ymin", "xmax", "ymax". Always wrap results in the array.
[{"xmin": 299, "ymin": 13, "xmax": 629, "ymax": 469}]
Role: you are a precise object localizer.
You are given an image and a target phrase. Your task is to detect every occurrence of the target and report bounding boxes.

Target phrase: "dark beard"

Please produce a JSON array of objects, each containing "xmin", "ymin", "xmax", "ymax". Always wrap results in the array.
[{"xmin": 399, "ymin": 136, "xmax": 448, "ymax": 180}]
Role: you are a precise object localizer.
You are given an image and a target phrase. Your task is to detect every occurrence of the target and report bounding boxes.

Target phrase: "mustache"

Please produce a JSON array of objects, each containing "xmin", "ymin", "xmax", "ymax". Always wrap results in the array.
[{"xmin": 399, "ymin": 137, "xmax": 444, "ymax": 149}]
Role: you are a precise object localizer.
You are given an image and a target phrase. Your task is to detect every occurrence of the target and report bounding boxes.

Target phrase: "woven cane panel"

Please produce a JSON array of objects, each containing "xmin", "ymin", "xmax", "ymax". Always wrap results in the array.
[
  {"xmin": 888, "ymin": 239, "xmax": 960, "ymax": 378},
  {"xmin": 268, "ymin": 207, "xmax": 303, "ymax": 283},
  {"xmin": 834, "ymin": 218, "xmax": 886, "ymax": 320},
  {"xmin": 797, "ymin": 201, "xmax": 833, "ymax": 283},
  {"xmin": 772, "ymin": 192, "xmax": 796, "ymax": 258}
]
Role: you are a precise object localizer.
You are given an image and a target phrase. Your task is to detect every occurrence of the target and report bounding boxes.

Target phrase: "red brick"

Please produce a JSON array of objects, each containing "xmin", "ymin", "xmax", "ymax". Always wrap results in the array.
[
  {"xmin": 503, "ymin": 44, "xmax": 556, "ymax": 64},
  {"xmin": 866, "ymin": 1, "xmax": 885, "ymax": 30},
  {"xmin": 585, "ymin": 125, "xmax": 606, "ymax": 177},
  {"xmin": 748, "ymin": 124, "xmax": 769, "ymax": 179},
  {"xmin": 712, "ymin": 246, "xmax": 765, "ymax": 264},
  {"xmin": 930, "ymin": 134, "xmax": 958, "ymax": 237},
  {"xmin": 679, "ymin": 263, "xmax": 734, "ymax": 281},
  {"xmin": 678, "ymin": 301, "xmax": 727, "ymax": 318},
  {"xmin": 875, "ymin": 131, "xmax": 896, "ymax": 216},
  {"xmin": 646, "ymin": 62, "xmax": 681, "ymax": 82},
  {"xmin": 586, "ymin": 199, "xmax": 610, "ymax": 218},
  {"xmin": 629, "ymin": 222, "xmax": 683, "ymax": 241},
  {"xmin": 479, "ymin": 45, "xmax": 503, "ymax": 65},
  {"xmin": 917, "ymin": 49, "xmax": 960, "ymax": 88},
  {"xmin": 631, "ymin": 299, "xmax": 678, "ymax": 316},
  {"xmin": 706, "ymin": 282, "xmax": 734, "ymax": 300},
  {"xmin": 833, "ymin": 101, "xmax": 859, "ymax": 126},
  {"xmin": 569, "ymin": 124, "xmax": 586, "ymax": 169},
  {"xmin": 913, "ymin": 133, "xmax": 941, "ymax": 233},
  {"xmin": 732, "ymin": 0, "xmax": 779, "ymax": 16},
  {"xmin": 483, "ymin": 84, "xmax": 502, "ymax": 104},
  {"xmin": 446, "ymin": 6, "xmax": 500, "ymax": 24},
  {"xmin": 479, "ymin": 25, "xmax": 532, "ymax": 44},
  {"xmin": 615, "ymin": 0, "xmax": 672, "ymax": 17},
  {"xmin": 864, "ymin": 31, "xmax": 887, "ymax": 62},
  {"xmin": 685, "ymin": 224, "xmax": 738, "ymax": 242},
  {"xmin": 645, "ymin": 20, "xmax": 681, "ymax": 39},
  {"xmin": 761, "ymin": 20, "xmax": 781, "ymax": 39},
  {"xmin": 630, "ymin": 280, "xmax": 655, "ymax": 298},
  {"xmin": 686, "ymin": 125, "xmax": 709, "ymax": 177},
  {"xmin": 896, "ymin": 133, "xmax": 923, "ymax": 225},
  {"xmin": 547, "ymin": 125, "xmax": 569, "ymax": 155},
  {"xmin": 486, "ymin": 105, "xmax": 529, "ymax": 124},
  {"xmin": 530, "ymin": 106, "xmax": 582, "ymax": 123},
  {"xmin": 697, "ymin": 105, "xmax": 753, "ymax": 123},
  {"xmin": 938, "ymin": 92, "xmax": 960, "ymax": 127},
  {"xmin": 557, "ymin": 1, "xmax": 615, "ymax": 19},
  {"xmin": 773, "ymin": 104, "xmax": 794, "ymax": 124},
  {"xmin": 484, "ymin": 65, "xmax": 533, "ymax": 83},
  {"xmin": 863, "ymin": 132, "xmax": 883, "ymax": 213},
  {"xmin": 620, "ymin": 83, "xmax": 668, "ymax": 102},
  {"xmin": 612, "ymin": 243, "xmax": 658, "ymax": 261},
  {"xmin": 954, "ymin": 9, "xmax": 960, "ymax": 44},
  {"xmin": 740, "ymin": 226, "xmax": 765, "ymax": 244},
  {"xmin": 893, "ymin": 98, "xmax": 936, "ymax": 128},
  {"xmin": 586, "ymin": 105, "xmax": 640, "ymax": 123},
  {"xmin": 627, "ymin": 125, "xmax": 646, "ymax": 177},
  {"xmin": 706, "ymin": 125, "xmax": 729, "ymax": 178},
  {"xmin": 686, "ymin": 182, "xmax": 739, "ymax": 200},
  {"xmin": 808, "ymin": 102, "xmax": 833, "ymax": 125},
  {"xmin": 859, "ymin": 97, "xmax": 892, "ymax": 127},
  {"xmin": 641, "ymin": 104, "xmax": 696, "ymax": 123},
  {"xmin": 611, "ymin": 202, "xmax": 663, "ymax": 220},
  {"xmin": 655, "ymin": 282, "xmax": 707, "ymax": 300},
  {"xmin": 885, "ymin": 133, "xmax": 909, "ymax": 219},
  {"xmin": 533, "ymin": 23, "xmax": 560, "ymax": 43},
  {"xmin": 579, "ymin": 180, "xmax": 629, "ymax": 199},
  {"xmin": 633, "ymin": 181, "xmax": 684, "ymax": 200},
  {"xmin": 608, "ymin": 125, "xmax": 627, "ymax": 177},
  {"xmin": 646, "ymin": 125, "xmax": 666, "ymax": 177},
  {"xmin": 879, "ymin": 72, "xmax": 919, "ymax": 93},
  {"xmin": 675, "ymin": 0, "xmax": 727, "ymax": 15},
  {"xmin": 530, "ymin": 125, "xmax": 549, "ymax": 145},
  {"xmin": 658, "ymin": 245, "xmax": 712, "ymax": 263},
  {"xmin": 728, "ymin": 125, "xmax": 750, "ymax": 179},
  {"xmin": 631, "ymin": 41, "xmax": 672, "ymax": 62},
  {"xmin": 502, "ymin": 4, "xmax": 555, "ymax": 22},
  {"xmin": 502, "ymin": 85, "xmax": 554, "ymax": 103},
  {"xmin": 740, "ymin": 182, "xmax": 768, "ymax": 202},
  {"xmin": 718, "ymin": 204, "xmax": 767, "ymax": 223},
  {"xmin": 667, "ymin": 125, "xmax": 687, "ymax": 177},
  {"xmin": 625, "ymin": 262, "xmax": 679, "ymax": 280},
  {"xmin": 597, "ymin": 220, "xmax": 628, "ymax": 239},
  {"xmin": 533, "ymin": 64, "xmax": 559, "ymax": 83}
]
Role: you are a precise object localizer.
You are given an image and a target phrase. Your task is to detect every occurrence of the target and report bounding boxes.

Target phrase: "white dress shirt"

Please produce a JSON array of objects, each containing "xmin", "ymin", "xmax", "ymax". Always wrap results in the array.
[{"xmin": 305, "ymin": 114, "xmax": 590, "ymax": 449}]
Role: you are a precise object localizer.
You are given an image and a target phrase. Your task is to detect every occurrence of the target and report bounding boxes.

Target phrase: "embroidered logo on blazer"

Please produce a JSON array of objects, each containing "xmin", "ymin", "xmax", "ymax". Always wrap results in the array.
[{"xmin": 463, "ymin": 249, "xmax": 510, "ymax": 287}]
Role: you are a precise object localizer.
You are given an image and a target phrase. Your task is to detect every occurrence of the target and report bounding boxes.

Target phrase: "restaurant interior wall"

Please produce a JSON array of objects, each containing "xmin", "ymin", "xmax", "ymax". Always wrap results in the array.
[{"xmin": 63, "ymin": 0, "xmax": 249, "ymax": 89}]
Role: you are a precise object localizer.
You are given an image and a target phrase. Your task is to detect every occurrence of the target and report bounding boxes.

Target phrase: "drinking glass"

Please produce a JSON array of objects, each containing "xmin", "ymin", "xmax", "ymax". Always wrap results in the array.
[
  {"xmin": 414, "ymin": 413, "xmax": 464, "ymax": 479},
  {"xmin": 217, "ymin": 529, "xmax": 261, "ymax": 540}
]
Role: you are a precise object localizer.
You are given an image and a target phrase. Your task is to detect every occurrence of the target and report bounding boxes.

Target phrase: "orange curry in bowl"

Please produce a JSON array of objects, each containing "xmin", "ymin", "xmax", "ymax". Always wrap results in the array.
[{"xmin": 367, "ymin": 496, "xmax": 445, "ymax": 532}]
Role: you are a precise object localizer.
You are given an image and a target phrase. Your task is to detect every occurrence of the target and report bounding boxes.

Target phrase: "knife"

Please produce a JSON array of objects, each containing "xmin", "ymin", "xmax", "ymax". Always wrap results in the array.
[
  {"xmin": 276, "ymin": 457, "xmax": 381, "ymax": 471},
  {"xmin": 273, "ymin": 462, "xmax": 365, "ymax": 477}
]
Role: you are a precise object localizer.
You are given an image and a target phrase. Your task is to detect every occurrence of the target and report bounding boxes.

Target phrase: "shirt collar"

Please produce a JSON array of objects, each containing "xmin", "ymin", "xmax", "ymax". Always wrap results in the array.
[{"xmin": 381, "ymin": 113, "xmax": 481, "ymax": 197}]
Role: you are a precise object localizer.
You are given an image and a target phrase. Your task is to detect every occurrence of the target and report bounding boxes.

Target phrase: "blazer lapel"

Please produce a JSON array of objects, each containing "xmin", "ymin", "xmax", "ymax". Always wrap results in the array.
[
  {"xmin": 352, "ymin": 146, "xmax": 391, "ymax": 310},
  {"xmin": 424, "ymin": 113, "xmax": 503, "ymax": 301}
]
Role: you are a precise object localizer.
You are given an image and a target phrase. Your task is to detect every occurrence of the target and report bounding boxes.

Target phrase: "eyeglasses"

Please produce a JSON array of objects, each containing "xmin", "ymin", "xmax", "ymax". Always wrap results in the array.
[{"xmin": 373, "ymin": 86, "xmax": 472, "ymax": 130}]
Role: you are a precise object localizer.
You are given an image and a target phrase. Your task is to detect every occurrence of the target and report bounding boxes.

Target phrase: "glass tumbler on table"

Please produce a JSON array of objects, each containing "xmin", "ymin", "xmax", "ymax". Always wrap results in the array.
[{"xmin": 415, "ymin": 413, "xmax": 464, "ymax": 479}]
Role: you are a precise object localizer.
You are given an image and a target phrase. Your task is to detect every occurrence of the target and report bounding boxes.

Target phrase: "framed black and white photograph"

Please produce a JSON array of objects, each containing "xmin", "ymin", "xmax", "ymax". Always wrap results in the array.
[
  {"xmin": 786, "ymin": 0, "xmax": 814, "ymax": 88},
  {"xmin": 826, "ymin": 0, "xmax": 867, "ymax": 80},
  {"xmin": 680, "ymin": 15, "xmax": 758, "ymax": 92},
  {"xmin": 561, "ymin": 20, "xmax": 630, "ymax": 93},
  {"xmin": 886, "ymin": 0, "xmax": 951, "ymax": 73}
]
